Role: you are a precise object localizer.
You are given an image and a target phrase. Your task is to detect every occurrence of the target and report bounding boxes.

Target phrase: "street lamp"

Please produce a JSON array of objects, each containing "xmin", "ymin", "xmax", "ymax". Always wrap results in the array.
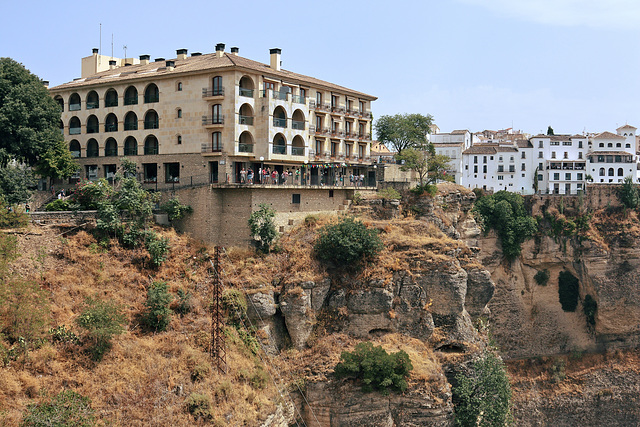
[{"xmin": 260, "ymin": 156, "xmax": 264, "ymax": 184}]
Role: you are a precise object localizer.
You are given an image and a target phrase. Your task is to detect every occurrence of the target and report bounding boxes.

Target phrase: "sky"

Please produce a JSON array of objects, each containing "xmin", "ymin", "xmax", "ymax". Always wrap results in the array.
[{"xmin": 2, "ymin": 0, "xmax": 640, "ymax": 136}]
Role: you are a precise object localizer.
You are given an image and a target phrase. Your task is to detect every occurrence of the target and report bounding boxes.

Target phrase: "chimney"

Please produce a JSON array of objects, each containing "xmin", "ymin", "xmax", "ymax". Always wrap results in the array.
[
  {"xmin": 42, "ymin": 80, "xmax": 49, "ymax": 88},
  {"xmin": 270, "ymin": 48, "xmax": 281, "ymax": 71},
  {"xmin": 154, "ymin": 57, "xmax": 165, "ymax": 62},
  {"xmin": 231, "ymin": 47, "xmax": 239, "ymax": 56},
  {"xmin": 92, "ymin": 48, "xmax": 99, "ymax": 55},
  {"xmin": 109, "ymin": 60, "xmax": 117, "ymax": 70},
  {"xmin": 139, "ymin": 54, "xmax": 150, "ymax": 65},
  {"xmin": 165, "ymin": 60, "xmax": 175, "ymax": 71},
  {"xmin": 191, "ymin": 52, "xmax": 202, "ymax": 57},
  {"xmin": 215, "ymin": 43, "xmax": 225, "ymax": 58},
  {"xmin": 176, "ymin": 49, "xmax": 188, "ymax": 60}
]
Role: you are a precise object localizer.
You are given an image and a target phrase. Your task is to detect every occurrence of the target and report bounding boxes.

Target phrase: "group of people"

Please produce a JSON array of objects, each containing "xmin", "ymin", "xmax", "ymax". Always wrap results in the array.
[{"xmin": 239, "ymin": 167, "xmax": 302, "ymax": 185}]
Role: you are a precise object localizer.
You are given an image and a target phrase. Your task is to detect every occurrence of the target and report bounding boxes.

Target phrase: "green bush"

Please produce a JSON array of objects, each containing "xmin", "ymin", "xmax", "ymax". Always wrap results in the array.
[
  {"xmin": 474, "ymin": 191, "xmax": 538, "ymax": 260},
  {"xmin": 75, "ymin": 298, "xmax": 126, "ymax": 361},
  {"xmin": 49, "ymin": 325, "xmax": 80, "ymax": 345},
  {"xmin": 45, "ymin": 199, "xmax": 71, "ymax": 211},
  {"xmin": 161, "ymin": 197, "xmax": 193, "ymax": 221},
  {"xmin": 21, "ymin": 389, "xmax": 95, "ymax": 427},
  {"xmin": 175, "ymin": 288, "xmax": 192, "ymax": 315},
  {"xmin": 185, "ymin": 393, "xmax": 212, "ymax": 420},
  {"xmin": 352, "ymin": 192, "xmax": 364, "ymax": 205},
  {"xmin": 619, "ymin": 176, "xmax": 639, "ymax": 209},
  {"xmin": 472, "ymin": 187, "xmax": 485, "ymax": 200},
  {"xmin": 248, "ymin": 203, "xmax": 277, "ymax": 253},
  {"xmin": 377, "ymin": 187, "xmax": 401, "ymax": 200},
  {"xmin": 145, "ymin": 231, "xmax": 170, "ymax": 268},
  {"xmin": 221, "ymin": 289, "xmax": 247, "ymax": 326},
  {"xmin": 314, "ymin": 217, "xmax": 383, "ymax": 268},
  {"xmin": 143, "ymin": 281, "xmax": 173, "ymax": 332},
  {"xmin": 334, "ymin": 341, "xmax": 413, "ymax": 395},
  {"xmin": 453, "ymin": 351, "xmax": 513, "ymax": 426},
  {"xmin": 70, "ymin": 179, "xmax": 113, "ymax": 210},
  {"xmin": 534, "ymin": 269, "xmax": 550, "ymax": 286},
  {"xmin": 583, "ymin": 294, "xmax": 597, "ymax": 326},
  {"xmin": 0, "ymin": 198, "xmax": 29, "ymax": 229},
  {"xmin": 304, "ymin": 215, "xmax": 318, "ymax": 227},
  {"xmin": 558, "ymin": 271, "xmax": 579, "ymax": 312},
  {"xmin": 410, "ymin": 183, "xmax": 437, "ymax": 197}
]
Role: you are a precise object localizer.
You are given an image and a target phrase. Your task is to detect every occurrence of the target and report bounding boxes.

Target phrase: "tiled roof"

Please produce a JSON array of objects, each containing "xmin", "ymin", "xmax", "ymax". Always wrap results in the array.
[
  {"xmin": 571, "ymin": 134, "xmax": 586, "ymax": 138},
  {"xmin": 593, "ymin": 131, "xmax": 624, "ymax": 140},
  {"xmin": 531, "ymin": 134, "xmax": 572, "ymax": 141},
  {"xmin": 516, "ymin": 140, "xmax": 533, "ymax": 148},
  {"xmin": 450, "ymin": 129, "xmax": 469, "ymax": 135},
  {"xmin": 617, "ymin": 124, "xmax": 637, "ymax": 130},
  {"xmin": 497, "ymin": 146, "xmax": 518, "ymax": 152},
  {"xmin": 586, "ymin": 151, "xmax": 633, "ymax": 156},
  {"xmin": 463, "ymin": 144, "xmax": 498, "ymax": 155},
  {"xmin": 50, "ymin": 52, "xmax": 376, "ymax": 99}
]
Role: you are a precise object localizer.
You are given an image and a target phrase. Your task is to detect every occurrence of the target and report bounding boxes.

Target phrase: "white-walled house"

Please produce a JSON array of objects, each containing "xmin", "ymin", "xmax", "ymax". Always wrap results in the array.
[
  {"xmin": 587, "ymin": 128, "xmax": 636, "ymax": 184},
  {"xmin": 430, "ymin": 129, "xmax": 473, "ymax": 183}
]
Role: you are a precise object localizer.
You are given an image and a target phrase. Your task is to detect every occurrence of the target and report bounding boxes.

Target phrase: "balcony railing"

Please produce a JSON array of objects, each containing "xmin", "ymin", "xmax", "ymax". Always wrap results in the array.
[
  {"xmin": 316, "ymin": 127, "xmax": 330, "ymax": 136},
  {"xmin": 273, "ymin": 91, "xmax": 288, "ymax": 101},
  {"xmin": 105, "ymin": 99, "xmax": 118, "ymax": 108},
  {"xmin": 202, "ymin": 88, "xmax": 224, "ymax": 97},
  {"xmin": 86, "ymin": 101, "xmax": 99, "ymax": 109},
  {"xmin": 358, "ymin": 133, "xmax": 372, "ymax": 141},
  {"xmin": 239, "ymin": 87, "xmax": 253, "ymax": 97},
  {"xmin": 105, "ymin": 148, "xmax": 118, "ymax": 157},
  {"xmin": 105, "ymin": 123, "xmax": 118, "ymax": 132},
  {"xmin": 201, "ymin": 143, "xmax": 223, "ymax": 153},
  {"xmin": 124, "ymin": 96, "xmax": 138, "ymax": 105},
  {"xmin": 273, "ymin": 118, "xmax": 287, "ymax": 128},
  {"xmin": 331, "ymin": 106, "xmax": 346, "ymax": 114},
  {"xmin": 292, "ymin": 95, "xmax": 305, "ymax": 104},
  {"xmin": 309, "ymin": 100, "xmax": 316, "ymax": 108},
  {"xmin": 69, "ymin": 103, "xmax": 81, "ymax": 111},
  {"xmin": 144, "ymin": 94, "xmax": 159, "ymax": 103},
  {"xmin": 202, "ymin": 116, "xmax": 224, "ymax": 126},
  {"xmin": 144, "ymin": 120, "xmax": 159, "ymax": 130},
  {"xmin": 272, "ymin": 145, "xmax": 286, "ymax": 155},
  {"xmin": 86, "ymin": 125, "xmax": 99, "ymax": 134},
  {"xmin": 124, "ymin": 122, "xmax": 138, "ymax": 131},
  {"xmin": 70, "ymin": 151, "xmax": 80, "ymax": 158},
  {"xmin": 86, "ymin": 150, "xmax": 99, "ymax": 157},
  {"xmin": 346, "ymin": 109, "xmax": 359, "ymax": 117},
  {"xmin": 69, "ymin": 127, "xmax": 81, "ymax": 135},
  {"xmin": 292, "ymin": 146, "xmax": 305, "ymax": 156},
  {"xmin": 124, "ymin": 147, "xmax": 138, "ymax": 156},
  {"xmin": 239, "ymin": 143, "xmax": 254, "ymax": 153},
  {"xmin": 292, "ymin": 120, "xmax": 305, "ymax": 130},
  {"xmin": 144, "ymin": 146, "xmax": 159, "ymax": 155},
  {"xmin": 316, "ymin": 103, "xmax": 331, "ymax": 112},
  {"xmin": 239, "ymin": 115, "xmax": 254, "ymax": 125},
  {"xmin": 359, "ymin": 111, "xmax": 372, "ymax": 119}
]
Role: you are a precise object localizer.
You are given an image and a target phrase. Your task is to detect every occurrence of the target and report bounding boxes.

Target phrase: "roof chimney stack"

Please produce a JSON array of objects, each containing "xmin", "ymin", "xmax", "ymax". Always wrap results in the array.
[
  {"xmin": 215, "ymin": 43, "xmax": 225, "ymax": 58},
  {"xmin": 139, "ymin": 54, "xmax": 150, "ymax": 65},
  {"xmin": 154, "ymin": 57, "xmax": 165, "ymax": 63},
  {"xmin": 42, "ymin": 80, "xmax": 49, "ymax": 88},
  {"xmin": 165, "ymin": 60, "xmax": 175, "ymax": 71},
  {"xmin": 92, "ymin": 48, "xmax": 99, "ymax": 55},
  {"xmin": 270, "ymin": 48, "xmax": 281, "ymax": 71},
  {"xmin": 109, "ymin": 60, "xmax": 117, "ymax": 70},
  {"xmin": 176, "ymin": 49, "xmax": 188, "ymax": 60},
  {"xmin": 231, "ymin": 47, "xmax": 239, "ymax": 56},
  {"xmin": 191, "ymin": 52, "xmax": 202, "ymax": 57}
]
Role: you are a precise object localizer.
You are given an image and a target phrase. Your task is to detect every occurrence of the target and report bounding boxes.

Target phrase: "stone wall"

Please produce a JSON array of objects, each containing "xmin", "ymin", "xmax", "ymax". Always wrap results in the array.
[
  {"xmin": 29, "ymin": 211, "xmax": 97, "ymax": 224},
  {"xmin": 528, "ymin": 184, "xmax": 622, "ymax": 216}
]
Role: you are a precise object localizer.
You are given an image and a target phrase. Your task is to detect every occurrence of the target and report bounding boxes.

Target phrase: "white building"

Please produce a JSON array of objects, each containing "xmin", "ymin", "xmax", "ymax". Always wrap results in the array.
[
  {"xmin": 587, "ymin": 127, "xmax": 636, "ymax": 184},
  {"xmin": 430, "ymin": 129, "xmax": 473, "ymax": 183}
]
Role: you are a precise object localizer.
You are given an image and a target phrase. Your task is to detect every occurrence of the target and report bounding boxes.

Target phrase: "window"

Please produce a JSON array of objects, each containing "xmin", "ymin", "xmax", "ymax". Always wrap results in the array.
[
  {"xmin": 509, "ymin": 165, "xmax": 515, "ymax": 172},
  {"xmin": 599, "ymin": 168, "xmax": 605, "ymax": 176},
  {"xmin": 499, "ymin": 156, "xmax": 503, "ymax": 162},
  {"xmin": 578, "ymin": 152, "xmax": 583, "ymax": 159},
  {"xmin": 538, "ymin": 141, "xmax": 543, "ymax": 148},
  {"xmin": 212, "ymin": 132, "xmax": 222, "ymax": 151},
  {"xmin": 177, "ymin": 108, "xmax": 182, "ymax": 118},
  {"xmin": 521, "ymin": 163, "xmax": 526, "ymax": 171},
  {"xmin": 563, "ymin": 141, "xmax": 572, "ymax": 146},
  {"xmin": 144, "ymin": 83, "xmax": 159, "ymax": 103},
  {"xmin": 177, "ymin": 135, "xmax": 182, "ymax": 145},
  {"xmin": 165, "ymin": 163, "xmax": 180, "ymax": 183},
  {"xmin": 483, "ymin": 165, "xmax": 487, "ymax": 173},
  {"xmin": 498, "ymin": 165, "xmax": 504, "ymax": 172},
  {"xmin": 144, "ymin": 136, "xmax": 159, "ymax": 155},
  {"xmin": 473, "ymin": 165, "xmax": 478, "ymax": 173},
  {"xmin": 521, "ymin": 152, "xmax": 526, "ymax": 159},
  {"xmin": 538, "ymin": 174, "xmax": 543, "ymax": 182},
  {"xmin": 292, "ymin": 194, "xmax": 301, "ymax": 204},
  {"xmin": 124, "ymin": 86, "xmax": 138, "ymax": 105},
  {"xmin": 316, "ymin": 92, "xmax": 322, "ymax": 105},
  {"xmin": 510, "ymin": 156, "xmax": 514, "ymax": 162},
  {"xmin": 539, "ymin": 162, "xmax": 543, "ymax": 170},
  {"xmin": 599, "ymin": 143, "xmax": 604, "ymax": 147},
  {"xmin": 177, "ymin": 82, "xmax": 183, "ymax": 91},
  {"xmin": 578, "ymin": 140, "xmax": 583, "ymax": 148},
  {"xmin": 564, "ymin": 152, "xmax": 568, "ymax": 159},
  {"xmin": 551, "ymin": 152, "xmax": 556, "ymax": 159},
  {"xmin": 144, "ymin": 110, "xmax": 159, "ymax": 129},
  {"xmin": 538, "ymin": 152, "xmax": 543, "ymax": 158},
  {"xmin": 498, "ymin": 175, "xmax": 504, "ymax": 180},
  {"xmin": 473, "ymin": 156, "xmax": 478, "ymax": 164},
  {"xmin": 143, "ymin": 163, "xmax": 158, "ymax": 183},
  {"xmin": 565, "ymin": 173, "xmax": 571, "ymax": 180},
  {"xmin": 300, "ymin": 88, "xmax": 306, "ymax": 99},
  {"xmin": 554, "ymin": 173, "xmax": 559, "ymax": 180},
  {"xmin": 483, "ymin": 156, "xmax": 487, "ymax": 164},
  {"xmin": 105, "ymin": 113, "xmax": 118, "ymax": 132},
  {"xmin": 551, "ymin": 141, "xmax": 559, "ymax": 146},
  {"xmin": 359, "ymin": 100, "xmax": 365, "ymax": 112},
  {"xmin": 86, "ymin": 165, "xmax": 98, "ymax": 181},
  {"xmin": 331, "ymin": 94, "xmax": 338, "ymax": 108},
  {"xmin": 105, "ymin": 89, "xmax": 118, "ymax": 107},
  {"xmin": 577, "ymin": 173, "xmax": 583, "ymax": 180}
]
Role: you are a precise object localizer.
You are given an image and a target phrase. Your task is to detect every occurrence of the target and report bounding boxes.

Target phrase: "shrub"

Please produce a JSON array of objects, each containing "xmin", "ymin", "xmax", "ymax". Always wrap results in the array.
[
  {"xmin": 49, "ymin": 325, "xmax": 80, "ymax": 345},
  {"xmin": 21, "ymin": 389, "xmax": 95, "ymax": 427},
  {"xmin": 174, "ymin": 288, "xmax": 192, "ymax": 315},
  {"xmin": 334, "ymin": 341, "xmax": 413, "ymax": 395},
  {"xmin": 619, "ymin": 176, "xmax": 639, "ymax": 209},
  {"xmin": 75, "ymin": 298, "xmax": 126, "ymax": 361},
  {"xmin": 558, "ymin": 270, "xmax": 579, "ymax": 312},
  {"xmin": 145, "ymin": 231, "xmax": 170, "ymax": 268},
  {"xmin": 304, "ymin": 215, "xmax": 318, "ymax": 227},
  {"xmin": 583, "ymin": 294, "xmax": 597, "ymax": 326},
  {"xmin": 248, "ymin": 203, "xmax": 277, "ymax": 253},
  {"xmin": 352, "ymin": 192, "xmax": 364, "ymax": 205},
  {"xmin": 185, "ymin": 393, "xmax": 212, "ymax": 420},
  {"xmin": 534, "ymin": 269, "xmax": 550, "ymax": 286},
  {"xmin": 314, "ymin": 217, "xmax": 383, "ymax": 268},
  {"xmin": 377, "ymin": 187, "xmax": 401, "ymax": 200},
  {"xmin": 250, "ymin": 368, "xmax": 270, "ymax": 389},
  {"xmin": 453, "ymin": 351, "xmax": 512, "ymax": 426},
  {"xmin": 70, "ymin": 179, "xmax": 113, "ymax": 210},
  {"xmin": 0, "ymin": 198, "xmax": 29, "ymax": 229},
  {"xmin": 143, "ymin": 281, "xmax": 173, "ymax": 332},
  {"xmin": 221, "ymin": 289, "xmax": 247, "ymax": 326},
  {"xmin": 161, "ymin": 197, "xmax": 193, "ymax": 221},
  {"xmin": 45, "ymin": 199, "xmax": 71, "ymax": 211},
  {"xmin": 0, "ymin": 278, "xmax": 50, "ymax": 351},
  {"xmin": 409, "ymin": 183, "xmax": 437, "ymax": 197},
  {"xmin": 472, "ymin": 187, "xmax": 485, "ymax": 199}
]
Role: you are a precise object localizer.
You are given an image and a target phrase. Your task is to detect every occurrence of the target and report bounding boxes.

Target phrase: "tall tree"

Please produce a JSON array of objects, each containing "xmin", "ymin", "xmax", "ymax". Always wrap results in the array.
[
  {"xmin": 374, "ymin": 113, "xmax": 434, "ymax": 154},
  {"xmin": 0, "ymin": 58, "xmax": 63, "ymax": 167},
  {"xmin": 34, "ymin": 139, "xmax": 78, "ymax": 185},
  {"xmin": 395, "ymin": 143, "xmax": 453, "ymax": 186}
]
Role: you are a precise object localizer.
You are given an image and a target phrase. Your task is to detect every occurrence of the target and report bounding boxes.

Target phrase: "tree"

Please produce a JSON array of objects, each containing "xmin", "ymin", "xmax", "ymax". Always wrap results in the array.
[
  {"xmin": 533, "ymin": 167, "xmax": 539, "ymax": 194},
  {"xmin": 33, "ymin": 138, "xmax": 78, "ymax": 184},
  {"xmin": 0, "ymin": 58, "xmax": 63, "ymax": 167},
  {"xmin": 143, "ymin": 281, "xmax": 173, "ymax": 332},
  {"xmin": 314, "ymin": 216, "xmax": 383, "ymax": 268},
  {"xmin": 374, "ymin": 113, "xmax": 434, "ymax": 154},
  {"xmin": 395, "ymin": 144, "xmax": 453, "ymax": 186},
  {"xmin": 75, "ymin": 297, "xmax": 126, "ymax": 361},
  {"xmin": 0, "ymin": 163, "xmax": 36, "ymax": 205},
  {"xmin": 248, "ymin": 203, "xmax": 277, "ymax": 253},
  {"xmin": 547, "ymin": 126, "xmax": 554, "ymax": 135},
  {"xmin": 619, "ymin": 176, "xmax": 639, "ymax": 209}
]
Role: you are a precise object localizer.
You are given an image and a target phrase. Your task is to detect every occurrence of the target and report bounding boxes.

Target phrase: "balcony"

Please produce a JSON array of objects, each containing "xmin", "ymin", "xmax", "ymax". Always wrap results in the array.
[
  {"xmin": 105, "ymin": 99, "xmax": 118, "ymax": 108},
  {"xmin": 359, "ymin": 111, "xmax": 372, "ymax": 119},
  {"xmin": 331, "ymin": 105, "xmax": 346, "ymax": 114},
  {"xmin": 144, "ymin": 120, "xmax": 159, "ymax": 130},
  {"xmin": 346, "ymin": 109, "xmax": 359, "ymax": 117},
  {"xmin": 292, "ymin": 120, "xmax": 305, "ymax": 130},
  {"xmin": 292, "ymin": 146, "xmax": 305, "ymax": 156},
  {"xmin": 105, "ymin": 124, "xmax": 118, "ymax": 132},
  {"xmin": 69, "ymin": 127, "xmax": 81, "ymax": 135},
  {"xmin": 316, "ymin": 127, "xmax": 330, "ymax": 136},
  {"xmin": 238, "ymin": 143, "xmax": 254, "ymax": 153},
  {"xmin": 309, "ymin": 125, "xmax": 316, "ymax": 134},
  {"xmin": 202, "ymin": 88, "xmax": 224, "ymax": 98},
  {"xmin": 86, "ymin": 150, "xmax": 99, "ymax": 157},
  {"xmin": 124, "ymin": 96, "xmax": 138, "ymax": 105},
  {"xmin": 316, "ymin": 103, "xmax": 331, "ymax": 112},
  {"xmin": 272, "ymin": 91, "xmax": 287, "ymax": 101},
  {"xmin": 239, "ymin": 115, "xmax": 254, "ymax": 125},
  {"xmin": 69, "ymin": 103, "xmax": 81, "ymax": 111},
  {"xmin": 309, "ymin": 100, "xmax": 316, "ymax": 108},
  {"xmin": 202, "ymin": 115, "xmax": 224, "ymax": 126},
  {"xmin": 105, "ymin": 148, "xmax": 118, "ymax": 157},
  {"xmin": 239, "ymin": 87, "xmax": 253, "ymax": 97},
  {"xmin": 272, "ymin": 145, "xmax": 286, "ymax": 155},
  {"xmin": 201, "ymin": 143, "xmax": 223, "ymax": 153},
  {"xmin": 124, "ymin": 122, "xmax": 138, "ymax": 131},
  {"xmin": 358, "ymin": 133, "xmax": 372, "ymax": 141},
  {"xmin": 124, "ymin": 147, "xmax": 138, "ymax": 156},
  {"xmin": 273, "ymin": 118, "xmax": 287, "ymax": 128},
  {"xmin": 86, "ymin": 125, "xmax": 99, "ymax": 134},
  {"xmin": 86, "ymin": 101, "xmax": 99, "ymax": 109},
  {"xmin": 292, "ymin": 95, "xmax": 305, "ymax": 104},
  {"xmin": 144, "ymin": 94, "xmax": 159, "ymax": 103},
  {"xmin": 144, "ymin": 146, "xmax": 159, "ymax": 155}
]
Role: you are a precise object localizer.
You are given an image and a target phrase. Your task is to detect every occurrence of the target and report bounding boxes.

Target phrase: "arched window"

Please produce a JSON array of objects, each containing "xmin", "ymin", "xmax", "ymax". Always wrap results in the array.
[
  {"xmin": 86, "ymin": 91, "xmax": 99, "ymax": 109},
  {"xmin": 124, "ymin": 86, "xmax": 138, "ymax": 105},
  {"xmin": 599, "ymin": 168, "xmax": 605, "ymax": 176},
  {"xmin": 105, "ymin": 113, "xmax": 118, "ymax": 132},
  {"xmin": 69, "ymin": 140, "xmax": 81, "ymax": 158},
  {"xmin": 616, "ymin": 143, "xmax": 622, "ymax": 148},
  {"xmin": 292, "ymin": 109, "xmax": 305, "ymax": 130},
  {"xmin": 239, "ymin": 75, "xmax": 254, "ymax": 97},
  {"xmin": 69, "ymin": 117, "xmax": 81, "ymax": 135},
  {"xmin": 239, "ymin": 104, "xmax": 254, "ymax": 125},
  {"xmin": 124, "ymin": 112, "xmax": 138, "ymax": 131},
  {"xmin": 239, "ymin": 131, "xmax": 253, "ymax": 152},
  {"xmin": 54, "ymin": 95, "xmax": 64, "ymax": 111},
  {"xmin": 626, "ymin": 143, "xmax": 631, "ymax": 148},
  {"xmin": 177, "ymin": 108, "xmax": 182, "ymax": 119},
  {"xmin": 69, "ymin": 93, "xmax": 81, "ymax": 111},
  {"xmin": 212, "ymin": 76, "xmax": 223, "ymax": 96},
  {"xmin": 211, "ymin": 104, "xmax": 223, "ymax": 124},
  {"xmin": 124, "ymin": 136, "xmax": 138, "ymax": 156},
  {"xmin": 618, "ymin": 168, "xmax": 624, "ymax": 176},
  {"xmin": 292, "ymin": 135, "xmax": 305, "ymax": 156},
  {"xmin": 144, "ymin": 83, "xmax": 159, "ymax": 103},
  {"xmin": 105, "ymin": 88, "xmax": 118, "ymax": 107},
  {"xmin": 177, "ymin": 82, "xmax": 183, "ymax": 91},
  {"xmin": 177, "ymin": 135, "xmax": 182, "ymax": 145},
  {"xmin": 144, "ymin": 135, "xmax": 159, "ymax": 155},
  {"xmin": 272, "ymin": 134, "xmax": 286, "ymax": 154},
  {"xmin": 144, "ymin": 110, "xmax": 159, "ymax": 129},
  {"xmin": 273, "ymin": 106, "xmax": 287, "ymax": 128},
  {"xmin": 105, "ymin": 138, "xmax": 118, "ymax": 157},
  {"xmin": 86, "ymin": 138, "xmax": 99, "ymax": 157},
  {"xmin": 608, "ymin": 168, "xmax": 614, "ymax": 176},
  {"xmin": 607, "ymin": 143, "xmax": 613, "ymax": 148},
  {"xmin": 599, "ymin": 143, "xmax": 604, "ymax": 147},
  {"xmin": 86, "ymin": 115, "xmax": 99, "ymax": 134},
  {"xmin": 212, "ymin": 132, "xmax": 222, "ymax": 152}
]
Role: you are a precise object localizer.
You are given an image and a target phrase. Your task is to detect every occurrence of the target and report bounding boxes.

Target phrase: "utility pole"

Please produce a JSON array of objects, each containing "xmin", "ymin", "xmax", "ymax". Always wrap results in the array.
[{"xmin": 210, "ymin": 246, "xmax": 226, "ymax": 373}]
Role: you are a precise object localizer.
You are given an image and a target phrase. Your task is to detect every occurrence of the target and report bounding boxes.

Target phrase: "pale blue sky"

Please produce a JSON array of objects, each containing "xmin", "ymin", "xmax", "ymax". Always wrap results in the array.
[{"xmin": 2, "ymin": 0, "xmax": 640, "ymax": 135}]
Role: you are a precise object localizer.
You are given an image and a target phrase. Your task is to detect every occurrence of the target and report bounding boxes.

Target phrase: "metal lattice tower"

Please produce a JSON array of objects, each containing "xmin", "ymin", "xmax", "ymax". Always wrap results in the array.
[{"xmin": 210, "ymin": 246, "xmax": 226, "ymax": 373}]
